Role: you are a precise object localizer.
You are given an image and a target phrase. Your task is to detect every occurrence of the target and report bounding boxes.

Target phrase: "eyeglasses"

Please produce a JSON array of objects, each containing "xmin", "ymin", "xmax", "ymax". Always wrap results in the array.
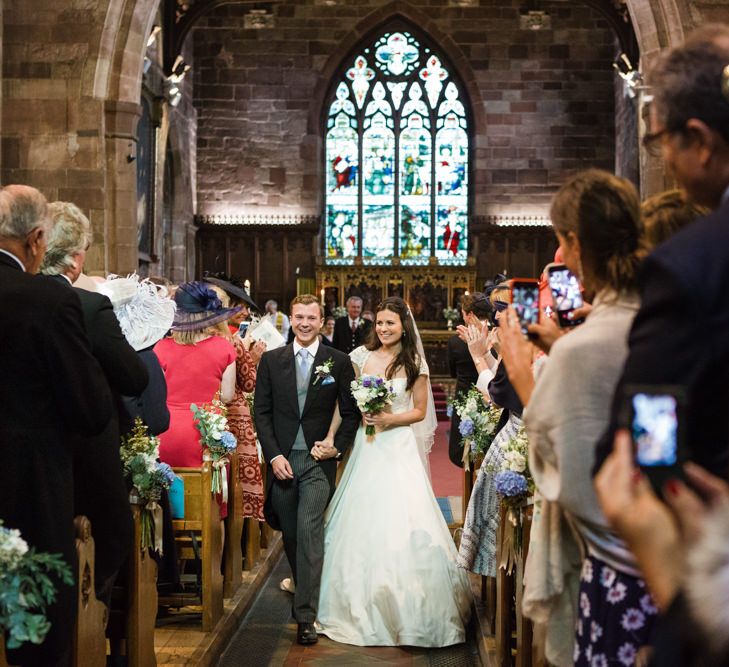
[{"xmin": 642, "ymin": 128, "xmax": 671, "ymax": 157}]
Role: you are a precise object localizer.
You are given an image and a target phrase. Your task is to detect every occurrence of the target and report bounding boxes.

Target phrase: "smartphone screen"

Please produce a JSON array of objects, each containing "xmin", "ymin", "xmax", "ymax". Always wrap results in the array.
[
  {"xmin": 547, "ymin": 266, "xmax": 584, "ymax": 326},
  {"xmin": 632, "ymin": 393, "xmax": 678, "ymax": 467},
  {"xmin": 238, "ymin": 321, "xmax": 250, "ymax": 336},
  {"xmin": 510, "ymin": 280, "xmax": 540, "ymax": 333}
]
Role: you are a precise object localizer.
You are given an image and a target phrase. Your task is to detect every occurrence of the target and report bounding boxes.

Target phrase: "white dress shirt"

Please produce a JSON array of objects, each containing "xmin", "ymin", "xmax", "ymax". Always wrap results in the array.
[{"xmin": 0, "ymin": 248, "xmax": 25, "ymax": 271}]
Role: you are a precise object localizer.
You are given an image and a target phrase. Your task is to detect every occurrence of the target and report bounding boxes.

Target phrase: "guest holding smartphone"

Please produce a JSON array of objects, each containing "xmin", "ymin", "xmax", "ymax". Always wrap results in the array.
[{"xmin": 499, "ymin": 169, "xmax": 650, "ymax": 667}]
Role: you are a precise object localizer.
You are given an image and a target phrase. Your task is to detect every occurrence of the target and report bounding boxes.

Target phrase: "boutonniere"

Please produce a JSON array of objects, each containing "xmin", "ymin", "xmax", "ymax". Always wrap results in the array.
[
  {"xmin": 313, "ymin": 358, "xmax": 335, "ymax": 385},
  {"xmin": 357, "ymin": 319, "xmax": 367, "ymax": 329}
]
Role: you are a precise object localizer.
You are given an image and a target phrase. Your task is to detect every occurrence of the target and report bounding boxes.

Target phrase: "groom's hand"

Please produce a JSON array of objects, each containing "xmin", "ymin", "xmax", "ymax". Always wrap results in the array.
[
  {"xmin": 311, "ymin": 439, "xmax": 339, "ymax": 461},
  {"xmin": 271, "ymin": 456, "xmax": 294, "ymax": 480}
]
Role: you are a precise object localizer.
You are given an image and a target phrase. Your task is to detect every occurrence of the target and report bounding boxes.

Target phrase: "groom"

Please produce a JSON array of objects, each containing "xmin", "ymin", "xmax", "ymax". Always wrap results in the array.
[{"xmin": 255, "ymin": 294, "xmax": 359, "ymax": 644}]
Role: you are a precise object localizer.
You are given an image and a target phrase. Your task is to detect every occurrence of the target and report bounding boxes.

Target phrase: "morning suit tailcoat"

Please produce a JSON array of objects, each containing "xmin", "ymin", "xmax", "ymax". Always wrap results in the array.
[
  {"xmin": 331, "ymin": 316, "xmax": 373, "ymax": 354},
  {"xmin": 53, "ymin": 278, "xmax": 149, "ymax": 598},
  {"xmin": 594, "ymin": 199, "xmax": 729, "ymax": 478},
  {"xmin": 447, "ymin": 335, "xmax": 479, "ymax": 466},
  {"xmin": 254, "ymin": 343, "xmax": 359, "ymax": 529},
  {"xmin": 0, "ymin": 253, "xmax": 113, "ymax": 665}
]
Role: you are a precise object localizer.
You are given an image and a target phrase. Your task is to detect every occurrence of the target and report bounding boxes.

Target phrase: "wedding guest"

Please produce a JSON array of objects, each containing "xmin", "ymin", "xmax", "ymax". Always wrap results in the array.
[
  {"xmin": 362, "ymin": 309, "xmax": 375, "ymax": 322},
  {"xmin": 265, "ymin": 299, "xmax": 290, "ymax": 341},
  {"xmin": 204, "ymin": 275, "xmax": 267, "ymax": 522},
  {"xmin": 499, "ymin": 169, "xmax": 651, "ymax": 666},
  {"xmin": 0, "ymin": 185, "xmax": 113, "ymax": 667},
  {"xmin": 447, "ymin": 293, "xmax": 490, "ymax": 466},
  {"xmin": 595, "ymin": 432, "xmax": 729, "ymax": 666},
  {"xmin": 98, "ymin": 274, "xmax": 176, "ymax": 436},
  {"xmin": 332, "ymin": 296, "xmax": 373, "ymax": 354},
  {"xmin": 641, "ymin": 189, "xmax": 709, "ymax": 249},
  {"xmin": 595, "ymin": 24, "xmax": 729, "ymax": 479},
  {"xmin": 322, "ymin": 315, "xmax": 335, "ymax": 344},
  {"xmin": 155, "ymin": 282, "xmax": 240, "ymax": 469},
  {"xmin": 41, "ymin": 201, "xmax": 149, "ymax": 605}
]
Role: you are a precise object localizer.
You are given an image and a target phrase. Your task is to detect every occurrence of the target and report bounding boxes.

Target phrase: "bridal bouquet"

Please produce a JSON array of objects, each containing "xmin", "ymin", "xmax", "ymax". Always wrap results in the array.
[
  {"xmin": 191, "ymin": 400, "xmax": 237, "ymax": 502},
  {"xmin": 120, "ymin": 418, "xmax": 178, "ymax": 553},
  {"xmin": 452, "ymin": 387, "xmax": 502, "ymax": 468},
  {"xmin": 0, "ymin": 521, "xmax": 73, "ymax": 650},
  {"xmin": 350, "ymin": 375, "xmax": 395, "ymax": 436}
]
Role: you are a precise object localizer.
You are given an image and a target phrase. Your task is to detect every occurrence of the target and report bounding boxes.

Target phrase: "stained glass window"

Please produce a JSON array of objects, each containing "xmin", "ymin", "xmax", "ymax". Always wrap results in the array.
[{"xmin": 325, "ymin": 29, "xmax": 469, "ymax": 265}]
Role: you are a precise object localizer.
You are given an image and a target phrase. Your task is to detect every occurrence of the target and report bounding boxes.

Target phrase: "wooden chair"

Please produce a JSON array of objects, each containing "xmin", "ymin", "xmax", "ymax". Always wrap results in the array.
[
  {"xmin": 164, "ymin": 461, "xmax": 224, "ymax": 632},
  {"xmin": 72, "ymin": 515, "xmax": 107, "ymax": 667},
  {"xmin": 223, "ymin": 452, "xmax": 244, "ymax": 596}
]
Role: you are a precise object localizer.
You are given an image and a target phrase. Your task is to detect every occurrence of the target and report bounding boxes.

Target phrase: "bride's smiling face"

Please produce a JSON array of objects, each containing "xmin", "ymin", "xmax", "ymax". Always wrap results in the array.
[{"xmin": 375, "ymin": 308, "xmax": 403, "ymax": 347}]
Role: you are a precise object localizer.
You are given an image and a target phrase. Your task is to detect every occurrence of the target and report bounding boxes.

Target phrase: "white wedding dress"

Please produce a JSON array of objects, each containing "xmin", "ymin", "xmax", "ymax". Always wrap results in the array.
[{"xmin": 316, "ymin": 346, "xmax": 471, "ymax": 647}]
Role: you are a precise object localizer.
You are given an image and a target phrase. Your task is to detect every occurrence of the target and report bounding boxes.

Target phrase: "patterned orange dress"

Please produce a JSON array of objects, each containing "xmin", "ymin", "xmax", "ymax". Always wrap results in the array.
[{"xmin": 227, "ymin": 338, "xmax": 265, "ymax": 521}]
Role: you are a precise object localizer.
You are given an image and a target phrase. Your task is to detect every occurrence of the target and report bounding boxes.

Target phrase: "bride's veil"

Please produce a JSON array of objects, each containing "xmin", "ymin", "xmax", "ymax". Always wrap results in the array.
[{"xmin": 408, "ymin": 310, "xmax": 438, "ymax": 478}]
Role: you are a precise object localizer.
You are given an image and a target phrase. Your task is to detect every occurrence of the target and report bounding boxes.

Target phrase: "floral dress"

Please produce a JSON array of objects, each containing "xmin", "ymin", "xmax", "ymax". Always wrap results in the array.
[
  {"xmin": 574, "ymin": 555, "xmax": 658, "ymax": 666},
  {"xmin": 227, "ymin": 338, "xmax": 265, "ymax": 521}
]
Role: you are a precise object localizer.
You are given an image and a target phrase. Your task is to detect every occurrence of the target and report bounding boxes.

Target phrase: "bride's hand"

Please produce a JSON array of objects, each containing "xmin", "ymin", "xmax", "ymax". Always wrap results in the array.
[{"xmin": 364, "ymin": 412, "xmax": 392, "ymax": 429}]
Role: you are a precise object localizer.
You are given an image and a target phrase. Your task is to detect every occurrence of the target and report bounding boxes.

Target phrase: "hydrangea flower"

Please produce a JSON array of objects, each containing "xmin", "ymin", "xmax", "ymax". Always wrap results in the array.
[
  {"xmin": 156, "ymin": 462, "xmax": 178, "ymax": 486},
  {"xmin": 0, "ymin": 525, "xmax": 29, "ymax": 569},
  {"xmin": 494, "ymin": 470, "xmax": 528, "ymax": 497},
  {"xmin": 459, "ymin": 418, "xmax": 475, "ymax": 436},
  {"xmin": 220, "ymin": 430, "xmax": 237, "ymax": 451}
]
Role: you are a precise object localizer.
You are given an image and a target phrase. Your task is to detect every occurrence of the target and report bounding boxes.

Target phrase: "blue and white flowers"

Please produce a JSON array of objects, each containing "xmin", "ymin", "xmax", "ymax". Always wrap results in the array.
[
  {"xmin": 494, "ymin": 470, "xmax": 529, "ymax": 496},
  {"xmin": 350, "ymin": 375, "xmax": 395, "ymax": 436},
  {"xmin": 314, "ymin": 358, "xmax": 335, "ymax": 385},
  {"xmin": 192, "ymin": 400, "xmax": 238, "ymax": 500},
  {"xmin": 452, "ymin": 387, "xmax": 502, "ymax": 466}
]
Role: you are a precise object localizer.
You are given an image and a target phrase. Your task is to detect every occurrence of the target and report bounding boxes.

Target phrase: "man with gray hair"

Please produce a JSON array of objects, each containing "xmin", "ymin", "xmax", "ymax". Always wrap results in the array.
[
  {"xmin": 332, "ymin": 295, "xmax": 372, "ymax": 354},
  {"xmin": 0, "ymin": 185, "xmax": 113, "ymax": 666},
  {"xmin": 41, "ymin": 201, "xmax": 148, "ymax": 606},
  {"xmin": 596, "ymin": 24, "xmax": 729, "ymax": 478}
]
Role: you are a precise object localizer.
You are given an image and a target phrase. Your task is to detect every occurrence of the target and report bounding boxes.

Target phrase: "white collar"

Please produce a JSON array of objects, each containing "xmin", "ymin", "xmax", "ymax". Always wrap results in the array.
[
  {"xmin": 293, "ymin": 337, "xmax": 319, "ymax": 358},
  {"xmin": 349, "ymin": 317, "xmax": 359, "ymax": 327},
  {"xmin": 59, "ymin": 274, "xmax": 73, "ymax": 285},
  {"xmin": 0, "ymin": 248, "xmax": 25, "ymax": 272}
]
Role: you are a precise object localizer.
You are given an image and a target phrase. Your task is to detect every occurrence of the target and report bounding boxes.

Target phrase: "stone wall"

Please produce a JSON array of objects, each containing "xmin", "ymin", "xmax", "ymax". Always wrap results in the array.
[{"xmin": 193, "ymin": 0, "xmax": 619, "ymax": 220}]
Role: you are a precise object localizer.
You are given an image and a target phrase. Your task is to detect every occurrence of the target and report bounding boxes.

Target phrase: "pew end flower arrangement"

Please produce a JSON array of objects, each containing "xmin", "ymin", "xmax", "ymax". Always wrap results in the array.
[
  {"xmin": 120, "ymin": 418, "xmax": 178, "ymax": 553},
  {"xmin": 488, "ymin": 425, "xmax": 534, "ymax": 567},
  {"xmin": 0, "ymin": 522, "xmax": 73, "ymax": 650},
  {"xmin": 453, "ymin": 387, "xmax": 502, "ymax": 469},
  {"xmin": 442, "ymin": 307, "xmax": 460, "ymax": 330},
  {"xmin": 191, "ymin": 400, "xmax": 237, "ymax": 502},
  {"xmin": 350, "ymin": 375, "xmax": 396, "ymax": 437}
]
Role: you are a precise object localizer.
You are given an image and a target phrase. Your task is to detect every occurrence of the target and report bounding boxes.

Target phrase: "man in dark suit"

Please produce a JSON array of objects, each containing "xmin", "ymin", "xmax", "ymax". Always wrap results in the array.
[
  {"xmin": 447, "ymin": 293, "xmax": 490, "ymax": 466},
  {"xmin": 40, "ymin": 201, "xmax": 149, "ymax": 603},
  {"xmin": 595, "ymin": 26, "xmax": 729, "ymax": 478},
  {"xmin": 255, "ymin": 295, "xmax": 359, "ymax": 645},
  {"xmin": 332, "ymin": 295, "xmax": 373, "ymax": 354},
  {"xmin": 0, "ymin": 185, "xmax": 113, "ymax": 666}
]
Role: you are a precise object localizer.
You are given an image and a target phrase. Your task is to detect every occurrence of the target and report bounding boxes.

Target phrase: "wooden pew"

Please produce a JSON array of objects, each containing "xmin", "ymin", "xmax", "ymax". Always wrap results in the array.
[
  {"xmin": 73, "ymin": 515, "xmax": 107, "ymax": 667},
  {"xmin": 223, "ymin": 452, "xmax": 244, "ymax": 596},
  {"xmin": 165, "ymin": 462, "xmax": 224, "ymax": 632}
]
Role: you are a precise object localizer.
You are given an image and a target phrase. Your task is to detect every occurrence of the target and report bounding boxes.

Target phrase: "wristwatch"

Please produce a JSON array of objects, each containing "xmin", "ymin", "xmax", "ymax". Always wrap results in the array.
[{"xmin": 335, "ymin": 450, "xmax": 343, "ymax": 460}]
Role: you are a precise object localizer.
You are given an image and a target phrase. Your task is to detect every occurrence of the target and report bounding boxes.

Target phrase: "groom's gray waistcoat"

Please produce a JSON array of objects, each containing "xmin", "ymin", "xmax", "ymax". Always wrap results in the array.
[{"xmin": 293, "ymin": 351, "xmax": 313, "ymax": 450}]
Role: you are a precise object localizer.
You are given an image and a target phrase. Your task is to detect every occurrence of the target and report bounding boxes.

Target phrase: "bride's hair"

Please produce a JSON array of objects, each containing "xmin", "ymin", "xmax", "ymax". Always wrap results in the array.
[{"xmin": 365, "ymin": 296, "xmax": 421, "ymax": 390}]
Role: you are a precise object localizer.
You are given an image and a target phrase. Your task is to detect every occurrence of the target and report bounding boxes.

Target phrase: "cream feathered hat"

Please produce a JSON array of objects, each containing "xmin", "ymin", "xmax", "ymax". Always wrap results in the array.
[{"xmin": 98, "ymin": 274, "xmax": 176, "ymax": 351}]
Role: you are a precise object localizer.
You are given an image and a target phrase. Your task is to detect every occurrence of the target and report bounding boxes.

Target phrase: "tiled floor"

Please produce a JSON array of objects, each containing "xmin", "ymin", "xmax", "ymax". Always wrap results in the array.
[{"xmin": 217, "ymin": 557, "xmax": 480, "ymax": 667}]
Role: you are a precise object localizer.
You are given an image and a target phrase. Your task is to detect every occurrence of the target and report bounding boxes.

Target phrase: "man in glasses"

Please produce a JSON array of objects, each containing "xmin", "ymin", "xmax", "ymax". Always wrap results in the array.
[{"xmin": 595, "ymin": 24, "xmax": 729, "ymax": 478}]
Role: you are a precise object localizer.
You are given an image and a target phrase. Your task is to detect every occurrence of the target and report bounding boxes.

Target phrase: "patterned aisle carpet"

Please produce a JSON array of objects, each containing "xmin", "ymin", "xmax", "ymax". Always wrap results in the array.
[{"xmin": 217, "ymin": 556, "xmax": 479, "ymax": 666}]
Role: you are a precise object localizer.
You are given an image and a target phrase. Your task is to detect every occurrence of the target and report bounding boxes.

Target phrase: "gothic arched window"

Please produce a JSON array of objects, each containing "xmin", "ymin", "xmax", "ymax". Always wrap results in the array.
[{"xmin": 325, "ymin": 29, "xmax": 469, "ymax": 266}]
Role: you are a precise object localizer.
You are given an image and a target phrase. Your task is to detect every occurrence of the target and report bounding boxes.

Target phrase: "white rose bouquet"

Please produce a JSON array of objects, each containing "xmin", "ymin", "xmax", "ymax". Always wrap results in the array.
[{"xmin": 350, "ymin": 375, "xmax": 395, "ymax": 437}]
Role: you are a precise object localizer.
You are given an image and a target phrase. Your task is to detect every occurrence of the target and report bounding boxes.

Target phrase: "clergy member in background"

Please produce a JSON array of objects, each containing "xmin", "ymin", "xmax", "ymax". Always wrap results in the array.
[
  {"xmin": 265, "ymin": 299, "xmax": 290, "ymax": 341},
  {"xmin": 332, "ymin": 295, "xmax": 373, "ymax": 354}
]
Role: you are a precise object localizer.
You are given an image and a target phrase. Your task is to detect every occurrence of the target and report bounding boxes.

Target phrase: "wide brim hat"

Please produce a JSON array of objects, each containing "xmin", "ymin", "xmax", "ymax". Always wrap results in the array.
[
  {"xmin": 172, "ymin": 281, "xmax": 242, "ymax": 332},
  {"xmin": 98, "ymin": 274, "xmax": 176, "ymax": 351},
  {"xmin": 203, "ymin": 276, "xmax": 259, "ymax": 311}
]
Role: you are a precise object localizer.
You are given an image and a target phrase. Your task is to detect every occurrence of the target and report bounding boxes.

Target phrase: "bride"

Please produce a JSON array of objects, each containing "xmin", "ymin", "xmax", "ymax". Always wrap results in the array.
[{"xmin": 316, "ymin": 297, "xmax": 471, "ymax": 647}]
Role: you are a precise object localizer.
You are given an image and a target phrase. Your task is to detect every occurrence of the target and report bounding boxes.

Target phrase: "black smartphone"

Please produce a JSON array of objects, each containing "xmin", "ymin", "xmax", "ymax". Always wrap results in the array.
[
  {"xmin": 509, "ymin": 278, "xmax": 540, "ymax": 335},
  {"xmin": 547, "ymin": 263, "xmax": 584, "ymax": 327},
  {"xmin": 622, "ymin": 385, "xmax": 687, "ymax": 495}
]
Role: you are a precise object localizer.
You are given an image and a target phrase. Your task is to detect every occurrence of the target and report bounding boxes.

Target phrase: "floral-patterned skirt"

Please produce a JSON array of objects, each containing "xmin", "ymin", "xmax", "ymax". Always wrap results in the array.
[
  {"xmin": 456, "ymin": 415, "xmax": 523, "ymax": 577},
  {"xmin": 574, "ymin": 555, "xmax": 658, "ymax": 666},
  {"xmin": 228, "ymin": 411, "xmax": 265, "ymax": 521}
]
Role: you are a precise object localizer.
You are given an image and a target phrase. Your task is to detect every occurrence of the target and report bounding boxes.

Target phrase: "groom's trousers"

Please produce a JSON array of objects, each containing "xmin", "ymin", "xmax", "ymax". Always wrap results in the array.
[{"xmin": 270, "ymin": 449, "xmax": 330, "ymax": 623}]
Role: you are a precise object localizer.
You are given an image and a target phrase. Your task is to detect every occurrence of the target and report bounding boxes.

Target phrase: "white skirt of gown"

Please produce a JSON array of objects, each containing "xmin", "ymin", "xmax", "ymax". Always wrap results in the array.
[{"xmin": 317, "ymin": 408, "xmax": 472, "ymax": 647}]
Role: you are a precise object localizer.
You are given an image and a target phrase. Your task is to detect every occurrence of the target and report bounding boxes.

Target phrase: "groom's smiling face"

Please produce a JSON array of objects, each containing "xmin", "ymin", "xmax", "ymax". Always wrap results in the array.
[{"xmin": 291, "ymin": 301, "xmax": 324, "ymax": 346}]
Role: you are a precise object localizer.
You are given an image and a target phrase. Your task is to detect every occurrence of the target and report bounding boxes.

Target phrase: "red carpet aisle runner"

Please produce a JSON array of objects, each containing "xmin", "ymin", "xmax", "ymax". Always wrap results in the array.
[{"xmin": 429, "ymin": 383, "xmax": 463, "ymax": 524}]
